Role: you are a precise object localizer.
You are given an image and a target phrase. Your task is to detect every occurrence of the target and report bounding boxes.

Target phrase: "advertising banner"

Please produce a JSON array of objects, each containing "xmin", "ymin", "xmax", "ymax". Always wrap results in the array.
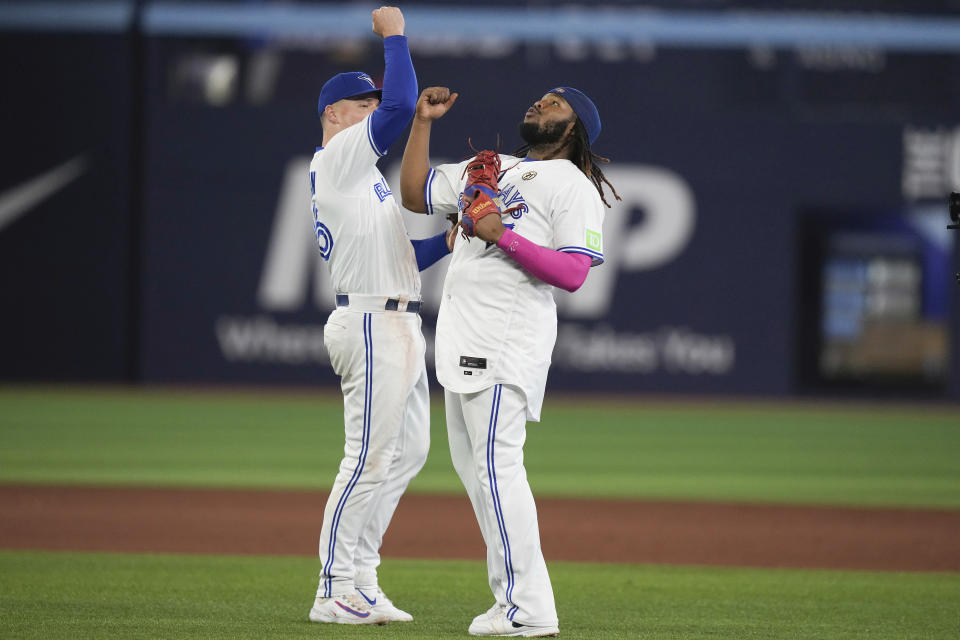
[{"xmin": 139, "ymin": 42, "xmax": 959, "ymax": 396}]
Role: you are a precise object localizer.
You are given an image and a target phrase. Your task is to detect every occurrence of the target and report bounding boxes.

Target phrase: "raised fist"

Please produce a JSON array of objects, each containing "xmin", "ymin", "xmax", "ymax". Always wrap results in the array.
[{"xmin": 372, "ymin": 6, "xmax": 404, "ymax": 38}]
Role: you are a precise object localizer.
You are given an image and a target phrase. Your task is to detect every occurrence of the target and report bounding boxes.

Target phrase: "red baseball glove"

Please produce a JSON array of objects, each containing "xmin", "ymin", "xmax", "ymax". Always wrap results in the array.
[{"xmin": 459, "ymin": 150, "xmax": 504, "ymax": 238}]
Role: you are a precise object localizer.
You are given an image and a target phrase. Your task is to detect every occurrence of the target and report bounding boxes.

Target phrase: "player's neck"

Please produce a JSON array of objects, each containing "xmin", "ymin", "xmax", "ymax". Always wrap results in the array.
[
  {"xmin": 524, "ymin": 139, "xmax": 573, "ymax": 162},
  {"xmin": 321, "ymin": 123, "xmax": 345, "ymax": 148}
]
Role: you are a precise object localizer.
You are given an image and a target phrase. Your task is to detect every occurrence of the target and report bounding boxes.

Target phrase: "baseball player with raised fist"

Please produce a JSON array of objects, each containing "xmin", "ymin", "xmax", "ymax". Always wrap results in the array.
[
  {"xmin": 401, "ymin": 87, "xmax": 618, "ymax": 636},
  {"xmin": 306, "ymin": 7, "xmax": 454, "ymax": 626}
]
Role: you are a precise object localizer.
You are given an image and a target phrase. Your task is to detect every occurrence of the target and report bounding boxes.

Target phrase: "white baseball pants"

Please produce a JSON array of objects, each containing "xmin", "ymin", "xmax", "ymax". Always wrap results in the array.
[
  {"xmin": 445, "ymin": 384, "xmax": 558, "ymax": 628},
  {"xmin": 316, "ymin": 305, "xmax": 430, "ymax": 597}
]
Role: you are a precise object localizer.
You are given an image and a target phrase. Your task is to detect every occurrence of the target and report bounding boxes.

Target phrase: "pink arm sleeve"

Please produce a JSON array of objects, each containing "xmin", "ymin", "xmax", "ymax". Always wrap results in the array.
[{"xmin": 496, "ymin": 228, "xmax": 592, "ymax": 292}]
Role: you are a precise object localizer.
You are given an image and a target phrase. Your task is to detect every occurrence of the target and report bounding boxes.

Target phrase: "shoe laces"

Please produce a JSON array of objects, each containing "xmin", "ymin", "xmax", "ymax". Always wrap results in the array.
[
  {"xmin": 374, "ymin": 587, "xmax": 396, "ymax": 606},
  {"xmin": 339, "ymin": 592, "xmax": 371, "ymax": 611}
]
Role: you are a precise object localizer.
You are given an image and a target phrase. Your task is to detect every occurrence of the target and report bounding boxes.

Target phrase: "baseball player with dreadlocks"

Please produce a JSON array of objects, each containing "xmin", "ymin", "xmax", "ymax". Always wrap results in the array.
[
  {"xmin": 400, "ymin": 86, "xmax": 618, "ymax": 637},
  {"xmin": 306, "ymin": 7, "xmax": 455, "ymax": 626}
]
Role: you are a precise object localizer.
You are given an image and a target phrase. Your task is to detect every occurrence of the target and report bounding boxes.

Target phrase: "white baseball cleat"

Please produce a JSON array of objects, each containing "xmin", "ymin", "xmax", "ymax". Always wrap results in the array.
[
  {"xmin": 308, "ymin": 593, "xmax": 389, "ymax": 625},
  {"xmin": 470, "ymin": 603, "xmax": 505, "ymax": 630},
  {"xmin": 468, "ymin": 608, "xmax": 559, "ymax": 637},
  {"xmin": 356, "ymin": 587, "xmax": 414, "ymax": 622}
]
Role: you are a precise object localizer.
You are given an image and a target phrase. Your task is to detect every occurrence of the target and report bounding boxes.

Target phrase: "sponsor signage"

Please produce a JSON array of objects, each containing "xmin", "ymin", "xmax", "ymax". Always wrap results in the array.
[
  {"xmin": 138, "ymin": 46, "xmax": 958, "ymax": 396},
  {"xmin": 2, "ymin": 25, "xmax": 954, "ymax": 396}
]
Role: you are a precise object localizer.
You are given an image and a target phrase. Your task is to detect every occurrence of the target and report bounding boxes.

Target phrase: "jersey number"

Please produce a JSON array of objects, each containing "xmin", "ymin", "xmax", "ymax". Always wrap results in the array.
[
  {"xmin": 310, "ymin": 171, "xmax": 333, "ymax": 261},
  {"xmin": 315, "ymin": 220, "xmax": 333, "ymax": 260}
]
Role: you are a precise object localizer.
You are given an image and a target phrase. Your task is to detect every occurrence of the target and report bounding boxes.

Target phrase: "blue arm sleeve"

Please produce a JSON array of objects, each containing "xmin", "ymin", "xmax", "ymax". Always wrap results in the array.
[
  {"xmin": 410, "ymin": 232, "xmax": 450, "ymax": 271},
  {"xmin": 369, "ymin": 35, "xmax": 417, "ymax": 154}
]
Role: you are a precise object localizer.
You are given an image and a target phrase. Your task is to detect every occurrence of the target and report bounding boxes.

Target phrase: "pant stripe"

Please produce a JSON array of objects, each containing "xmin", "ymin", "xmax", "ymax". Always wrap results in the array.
[
  {"xmin": 486, "ymin": 385, "xmax": 518, "ymax": 619},
  {"xmin": 322, "ymin": 312, "xmax": 374, "ymax": 597}
]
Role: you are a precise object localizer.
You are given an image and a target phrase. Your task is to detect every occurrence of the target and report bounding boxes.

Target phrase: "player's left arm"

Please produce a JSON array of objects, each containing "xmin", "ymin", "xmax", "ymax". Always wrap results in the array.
[
  {"xmin": 368, "ymin": 9, "xmax": 417, "ymax": 155},
  {"xmin": 495, "ymin": 230, "xmax": 592, "ymax": 292},
  {"xmin": 317, "ymin": 9, "xmax": 415, "ymax": 189},
  {"xmin": 472, "ymin": 179, "xmax": 604, "ymax": 292},
  {"xmin": 548, "ymin": 180, "xmax": 606, "ymax": 267}
]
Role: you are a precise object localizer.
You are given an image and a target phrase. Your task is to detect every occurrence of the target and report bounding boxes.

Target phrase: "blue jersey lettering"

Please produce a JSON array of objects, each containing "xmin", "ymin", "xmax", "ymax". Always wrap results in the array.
[{"xmin": 374, "ymin": 177, "xmax": 392, "ymax": 202}]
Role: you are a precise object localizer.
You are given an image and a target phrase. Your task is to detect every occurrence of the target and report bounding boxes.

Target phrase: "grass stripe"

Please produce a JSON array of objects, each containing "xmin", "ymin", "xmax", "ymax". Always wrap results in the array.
[
  {"xmin": 1, "ymin": 387, "xmax": 958, "ymax": 507},
  {"xmin": 0, "ymin": 550, "xmax": 957, "ymax": 639}
]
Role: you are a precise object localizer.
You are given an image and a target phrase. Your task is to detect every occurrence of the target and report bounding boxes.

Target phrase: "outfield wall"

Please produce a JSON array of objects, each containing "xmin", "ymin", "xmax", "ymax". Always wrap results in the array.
[{"xmin": 1, "ymin": 3, "xmax": 958, "ymax": 399}]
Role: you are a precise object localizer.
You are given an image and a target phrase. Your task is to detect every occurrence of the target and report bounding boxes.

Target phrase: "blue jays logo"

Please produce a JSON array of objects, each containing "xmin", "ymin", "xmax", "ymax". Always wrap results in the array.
[
  {"xmin": 497, "ymin": 182, "xmax": 528, "ymax": 220},
  {"xmin": 358, "ymin": 73, "xmax": 376, "ymax": 88},
  {"xmin": 373, "ymin": 176, "xmax": 392, "ymax": 202}
]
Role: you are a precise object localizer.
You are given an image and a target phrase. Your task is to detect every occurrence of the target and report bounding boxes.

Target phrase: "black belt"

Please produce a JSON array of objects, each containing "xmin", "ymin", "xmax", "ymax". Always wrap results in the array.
[{"xmin": 336, "ymin": 294, "xmax": 421, "ymax": 313}]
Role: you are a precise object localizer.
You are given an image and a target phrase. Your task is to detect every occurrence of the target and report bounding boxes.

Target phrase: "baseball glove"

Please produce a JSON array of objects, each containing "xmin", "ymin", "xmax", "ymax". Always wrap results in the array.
[{"xmin": 459, "ymin": 150, "xmax": 504, "ymax": 238}]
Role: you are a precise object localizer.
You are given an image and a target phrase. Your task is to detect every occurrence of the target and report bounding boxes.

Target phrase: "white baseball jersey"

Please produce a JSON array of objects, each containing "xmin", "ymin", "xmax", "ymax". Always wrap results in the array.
[
  {"xmin": 309, "ymin": 113, "xmax": 421, "ymax": 301},
  {"xmin": 425, "ymin": 155, "xmax": 605, "ymax": 420}
]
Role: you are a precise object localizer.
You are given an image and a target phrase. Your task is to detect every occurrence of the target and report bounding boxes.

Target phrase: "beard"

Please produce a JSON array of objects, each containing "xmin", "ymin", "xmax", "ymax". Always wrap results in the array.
[{"xmin": 518, "ymin": 118, "xmax": 571, "ymax": 146}]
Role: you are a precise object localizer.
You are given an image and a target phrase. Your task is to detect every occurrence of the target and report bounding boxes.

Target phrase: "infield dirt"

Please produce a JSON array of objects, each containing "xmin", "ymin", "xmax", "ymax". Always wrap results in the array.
[{"xmin": 1, "ymin": 485, "xmax": 957, "ymax": 572}]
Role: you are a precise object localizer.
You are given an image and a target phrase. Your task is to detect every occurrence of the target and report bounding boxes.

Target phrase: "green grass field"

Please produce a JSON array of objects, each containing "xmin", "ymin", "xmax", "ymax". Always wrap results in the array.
[
  {"xmin": 1, "ymin": 387, "xmax": 958, "ymax": 506},
  {"xmin": 1, "ymin": 552, "xmax": 958, "ymax": 640},
  {"xmin": 1, "ymin": 386, "xmax": 958, "ymax": 639}
]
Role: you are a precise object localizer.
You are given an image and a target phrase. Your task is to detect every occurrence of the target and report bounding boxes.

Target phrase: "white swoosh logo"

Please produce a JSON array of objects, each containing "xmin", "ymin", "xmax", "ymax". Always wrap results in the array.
[{"xmin": 0, "ymin": 156, "xmax": 88, "ymax": 233}]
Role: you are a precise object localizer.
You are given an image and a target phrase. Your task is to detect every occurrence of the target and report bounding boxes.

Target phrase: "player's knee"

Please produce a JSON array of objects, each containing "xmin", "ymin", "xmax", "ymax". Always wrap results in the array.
[
  {"xmin": 471, "ymin": 455, "xmax": 490, "ymax": 483},
  {"xmin": 358, "ymin": 455, "xmax": 391, "ymax": 484},
  {"xmin": 408, "ymin": 433, "xmax": 430, "ymax": 472},
  {"xmin": 473, "ymin": 452, "xmax": 522, "ymax": 482}
]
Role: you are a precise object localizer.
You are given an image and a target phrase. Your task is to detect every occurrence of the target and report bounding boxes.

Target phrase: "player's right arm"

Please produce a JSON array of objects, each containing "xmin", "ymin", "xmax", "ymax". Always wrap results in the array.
[{"xmin": 400, "ymin": 86, "xmax": 458, "ymax": 213}]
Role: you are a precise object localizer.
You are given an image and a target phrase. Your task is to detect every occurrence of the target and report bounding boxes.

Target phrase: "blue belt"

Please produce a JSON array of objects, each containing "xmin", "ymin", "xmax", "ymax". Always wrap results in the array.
[{"xmin": 336, "ymin": 294, "xmax": 421, "ymax": 313}]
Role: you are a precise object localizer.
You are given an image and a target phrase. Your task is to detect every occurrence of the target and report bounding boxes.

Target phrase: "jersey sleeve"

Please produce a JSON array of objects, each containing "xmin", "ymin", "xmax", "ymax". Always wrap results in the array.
[
  {"xmin": 368, "ymin": 35, "xmax": 417, "ymax": 153},
  {"xmin": 314, "ymin": 114, "xmax": 381, "ymax": 192},
  {"xmin": 423, "ymin": 159, "xmax": 469, "ymax": 216},
  {"xmin": 550, "ymin": 178, "xmax": 606, "ymax": 266}
]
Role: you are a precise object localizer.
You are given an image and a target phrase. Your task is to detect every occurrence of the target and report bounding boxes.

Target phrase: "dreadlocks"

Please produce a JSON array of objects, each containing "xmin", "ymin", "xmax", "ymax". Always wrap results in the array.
[{"xmin": 514, "ymin": 119, "xmax": 621, "ymax": 208}]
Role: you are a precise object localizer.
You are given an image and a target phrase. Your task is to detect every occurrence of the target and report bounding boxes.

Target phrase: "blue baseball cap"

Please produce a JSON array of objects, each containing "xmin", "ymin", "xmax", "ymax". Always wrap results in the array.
[
  {"xmin": 547, "ymin": 86, "xmax": 601, "ymax": 145},
  {"xmin": 318, "ymin": 72, "xmax": 382, "ymax": 117}
]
